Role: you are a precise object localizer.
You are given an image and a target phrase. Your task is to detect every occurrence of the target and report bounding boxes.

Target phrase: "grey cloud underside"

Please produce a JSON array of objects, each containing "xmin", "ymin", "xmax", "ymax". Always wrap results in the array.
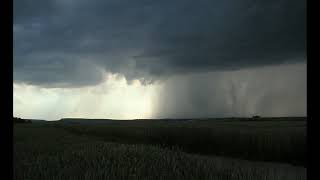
[{"xmin": 14, "ymin": 0, "xmax": 306, "ymax": 87}]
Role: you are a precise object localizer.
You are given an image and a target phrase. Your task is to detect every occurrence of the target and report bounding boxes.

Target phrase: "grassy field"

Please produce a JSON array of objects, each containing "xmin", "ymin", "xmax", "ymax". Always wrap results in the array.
[
  {"xmin": 58, "ymin": 118, "xmax": 306, "ymax": 166},
  {"xmin": 14, "ymin": 118, "xmax": 306, "ymax": 180}
]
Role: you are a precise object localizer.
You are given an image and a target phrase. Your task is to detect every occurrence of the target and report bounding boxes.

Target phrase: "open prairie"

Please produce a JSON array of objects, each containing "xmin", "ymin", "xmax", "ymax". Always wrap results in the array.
[{"xmin": 14, "ymin": 117, "xmax": 306, "ymax": 180}]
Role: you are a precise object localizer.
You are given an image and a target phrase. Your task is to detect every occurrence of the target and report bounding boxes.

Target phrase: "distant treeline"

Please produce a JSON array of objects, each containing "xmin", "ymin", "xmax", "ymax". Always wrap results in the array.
[{"xmin": 13, "ymin": 117, "xmax": 32, "ymax": 124}]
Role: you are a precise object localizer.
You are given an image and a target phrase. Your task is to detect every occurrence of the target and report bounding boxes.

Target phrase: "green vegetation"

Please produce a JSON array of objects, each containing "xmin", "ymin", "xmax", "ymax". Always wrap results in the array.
[
  {"xmin": 60, "ymin": 118, "xmax": 306, "ymax": 166},
  {"xmin": 14, "ymin": 118, "xmax": 306, "ymax": 180},
  {"xmin": 13, "ymin": 117, "xmax": 32, "ymax": 124}
]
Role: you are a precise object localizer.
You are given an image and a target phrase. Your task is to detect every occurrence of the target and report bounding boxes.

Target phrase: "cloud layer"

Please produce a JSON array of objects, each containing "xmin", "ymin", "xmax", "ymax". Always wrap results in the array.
[{"xmin": 14, "ymin": 0, "xmax": 306, "ymax": 87}]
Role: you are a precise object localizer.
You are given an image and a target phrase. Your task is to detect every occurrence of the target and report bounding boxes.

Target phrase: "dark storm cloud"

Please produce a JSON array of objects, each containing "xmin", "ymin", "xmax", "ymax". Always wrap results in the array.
[{"xmin": 14, "ymin": 0, "xmax": 306, "ymax": 87}]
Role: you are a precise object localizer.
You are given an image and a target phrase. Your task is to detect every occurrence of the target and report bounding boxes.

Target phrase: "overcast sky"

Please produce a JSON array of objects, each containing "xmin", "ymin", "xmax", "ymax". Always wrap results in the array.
[{"xmin": 13, "ymin": 0, "xmax": 306, "ymax": 120}]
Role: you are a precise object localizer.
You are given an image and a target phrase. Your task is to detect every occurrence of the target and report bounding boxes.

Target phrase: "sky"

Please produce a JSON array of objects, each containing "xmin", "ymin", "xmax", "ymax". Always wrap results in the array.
[{"xmin": 13, "ymin": 0, "xmax": 306, "ymax": 120}]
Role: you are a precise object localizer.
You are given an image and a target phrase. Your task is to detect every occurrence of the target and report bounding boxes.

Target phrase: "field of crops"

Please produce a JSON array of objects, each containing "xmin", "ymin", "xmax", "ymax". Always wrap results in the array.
[
  {"xmin": 59, "ymin": 118, "xmax": 306, "ymax": 166},
  {"xmin": 14, "ymin": 118, "xmax": 306, "ymax": 180}
]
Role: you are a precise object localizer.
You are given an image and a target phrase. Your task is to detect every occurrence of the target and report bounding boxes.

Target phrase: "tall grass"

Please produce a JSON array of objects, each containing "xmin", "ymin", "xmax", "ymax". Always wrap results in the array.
[
  {"xmin": 60, "ymin": 120, "xmax": 306, "ymax": 166},
  {"xmin": 14, "ymin": 124, "xmax": 306, "ymax": 180}
]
